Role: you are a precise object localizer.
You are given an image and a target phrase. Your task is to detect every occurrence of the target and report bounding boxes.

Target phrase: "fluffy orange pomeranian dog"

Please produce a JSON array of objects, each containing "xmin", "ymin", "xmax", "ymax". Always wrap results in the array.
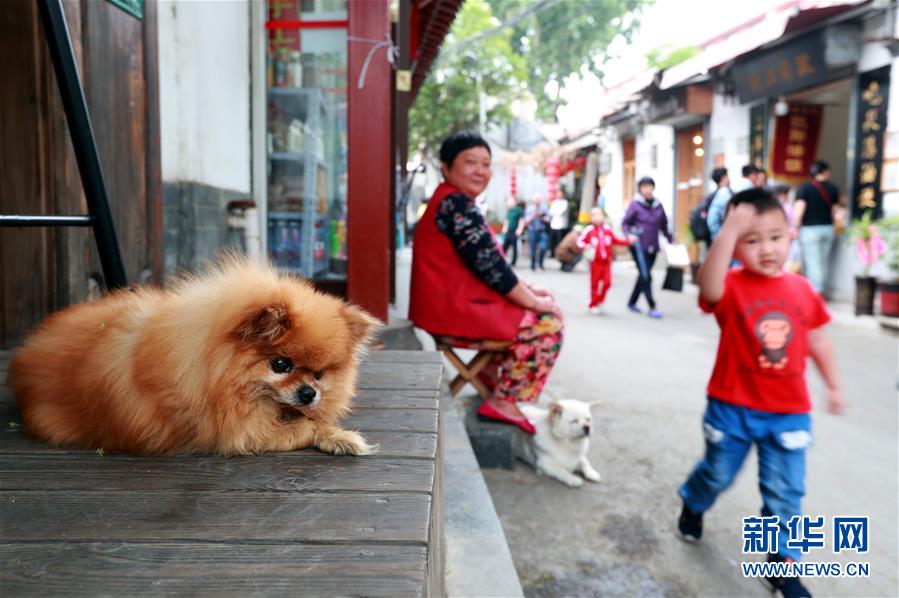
[{"xmin": 7, "ymin": 257, "xmax": 380, "ymax": 456}]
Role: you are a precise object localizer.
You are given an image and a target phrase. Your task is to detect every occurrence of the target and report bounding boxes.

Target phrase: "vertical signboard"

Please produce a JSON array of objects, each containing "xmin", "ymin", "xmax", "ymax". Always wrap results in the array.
[
  {"xmin": 749, "ymin": 103, "xmax": 768, "ymax": 170},
  {"xmin": 852, "ymin": 66, "xmax": 890, "ymax": 220}
]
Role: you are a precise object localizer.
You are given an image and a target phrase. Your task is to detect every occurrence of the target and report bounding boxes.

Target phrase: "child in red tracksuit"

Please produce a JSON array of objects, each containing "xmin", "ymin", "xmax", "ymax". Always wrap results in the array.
[{"xmin": 577, "ymin": 208, "xmax": 630, "ymax": 314}]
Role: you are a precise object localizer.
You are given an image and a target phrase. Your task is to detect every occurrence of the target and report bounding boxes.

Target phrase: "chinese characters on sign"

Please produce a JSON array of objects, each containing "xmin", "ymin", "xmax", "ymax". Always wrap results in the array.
[
  {"xmin": 771, "ymin": 105, "xmax": 822, "ymax": 178},
  {"xmin": 746, "ymin": 53, "xmax": 817, "ymax": 97},
  {"xmin": 749, "ymin": 103, "xmax": 768, "ymax": 170},
  {"xmin": 851, "ymin": 67, "xmax": 890, "ymax": 220},
  {"xmin": 742, "ymin": 516, "xmax": 869, "ymax": 555},
  {"xmin": 732, "ymin": 32, "xmax": 852, "ymax": 104}
]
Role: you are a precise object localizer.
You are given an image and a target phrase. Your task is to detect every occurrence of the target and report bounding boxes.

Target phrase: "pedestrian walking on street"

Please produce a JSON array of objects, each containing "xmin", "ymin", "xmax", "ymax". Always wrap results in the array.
[
  {"xmin": 622, "ymin": 176, "xmax": 672, "ymax": 318},
  {"xmin": 549, "ymin": 196, "xmax": 570, "ymax": 257},
  {"xmin": 409, "ymin": 132, "xmax": 564, "ymax": 436},
  {"xmin": 706, "ymin": 167, "xmax": 733, "ymax": 242},
  {"xmin": 792, "ymin": 160, "xmax": 845, "ymax": 295},
  {"xmin": 677, "ymin": 187, "xmax": 843, "ymax": 598},
  {"xmin": 524, "ymin": 195, "xmax": 550, "ymax": 271},
  {"xmin": 732, "ymin": 163, "xmax": 762, "ymax": 194},
  {"xmin": 577, "ymin": 207, "xmax": 631, "ymax": 314},
  {"xmin": 501, "ymin": 197, "xmax": 525, "ymax": 266},
  {"xmin": 555, "ymin": 225, "xmax": 584, "ymax": 272}
]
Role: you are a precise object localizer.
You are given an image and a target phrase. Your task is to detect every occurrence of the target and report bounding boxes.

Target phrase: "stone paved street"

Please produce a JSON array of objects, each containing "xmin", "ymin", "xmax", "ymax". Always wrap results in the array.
[{"xmin": 481, "ymin": 257, "xmax": 898, "ymax": 597}]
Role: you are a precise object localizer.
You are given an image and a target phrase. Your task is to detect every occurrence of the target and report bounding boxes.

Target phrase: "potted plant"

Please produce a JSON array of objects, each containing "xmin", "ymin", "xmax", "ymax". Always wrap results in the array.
[
  {"xmin": 875, "ymin": 215, "xmax": 899, "ymax": 318},
  {"xmin": 847, "ymin": 210, "xmax": 885, "ymax": 315}
]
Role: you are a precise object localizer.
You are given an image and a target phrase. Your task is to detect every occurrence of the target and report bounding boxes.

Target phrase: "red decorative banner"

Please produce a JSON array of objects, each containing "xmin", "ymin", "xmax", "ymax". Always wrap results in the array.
[{"xmin": 771, "ymin": 104, "xmax": 822, "ymax": 178}]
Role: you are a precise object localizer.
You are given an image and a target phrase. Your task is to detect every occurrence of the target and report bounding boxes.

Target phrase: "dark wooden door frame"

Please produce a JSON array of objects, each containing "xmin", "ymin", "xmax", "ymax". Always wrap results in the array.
[{"xmin": 0, "ymin": 0, "xmax": 127, "ymax": 290}]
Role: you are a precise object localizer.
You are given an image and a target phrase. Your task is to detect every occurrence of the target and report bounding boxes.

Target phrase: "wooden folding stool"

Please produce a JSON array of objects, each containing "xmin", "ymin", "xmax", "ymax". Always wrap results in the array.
[{"xmin": 431, "ymin": 334, "xmax": 512, "ymax": 400}]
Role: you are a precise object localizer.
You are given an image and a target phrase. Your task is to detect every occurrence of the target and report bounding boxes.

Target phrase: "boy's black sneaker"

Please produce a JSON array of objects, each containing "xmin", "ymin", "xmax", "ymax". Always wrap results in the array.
[
  {"xmin": 760, "ymin": 553, "xmax": 812, "ymax": 598},
  {"xmin": 676, "ymin": 502, "xmax": 703, "ymax": 543}
]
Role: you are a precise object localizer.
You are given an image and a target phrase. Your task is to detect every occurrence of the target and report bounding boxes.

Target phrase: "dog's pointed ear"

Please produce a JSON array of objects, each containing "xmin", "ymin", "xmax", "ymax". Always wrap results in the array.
[
  {"xmin": 342, "ymin": 304, "xmax": 382, "ymax": 345},
  {"xmin": 235, "ymin": 304, "xmax": 292, "ymax": 342},
  {"xmin": 588, "ymin": 401, "xmax": 602, "ymax": 411},
  {"xmin": 548, "ymin": 402, "xmax": 563, "ymax": 420}
]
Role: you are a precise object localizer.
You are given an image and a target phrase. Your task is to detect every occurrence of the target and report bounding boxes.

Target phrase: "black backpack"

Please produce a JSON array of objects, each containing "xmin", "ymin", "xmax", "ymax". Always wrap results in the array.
[{"xmin": 689, "ymin": 191, "xmax": 717, "ymax": 244}]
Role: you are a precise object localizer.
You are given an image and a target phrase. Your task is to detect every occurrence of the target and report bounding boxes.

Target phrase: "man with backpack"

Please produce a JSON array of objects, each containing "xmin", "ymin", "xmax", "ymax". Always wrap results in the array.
[{"xmin": 694, "ymin": 167, "xmax": 731, "ymax": 246}]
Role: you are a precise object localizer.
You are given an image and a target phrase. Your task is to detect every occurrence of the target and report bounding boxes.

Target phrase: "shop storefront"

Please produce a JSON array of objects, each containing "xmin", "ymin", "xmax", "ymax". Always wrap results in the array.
[
  {"xmin": 259, "ymin": 2, "xmax": 350, "ymax": 288},
  {"xmin": 731, "ymin": 26, "xmax": 859, "ymax": 189},
  {"xmin": 729, "ymin": 11, "xmax": 895, "ymax": 294},
  {"xmin": 646, "ymin": 83, "xmax": 713, "ymax": 242},
  {"xmin": 251, "ymin": 0, "xmax": 461, "ymax": 320}
]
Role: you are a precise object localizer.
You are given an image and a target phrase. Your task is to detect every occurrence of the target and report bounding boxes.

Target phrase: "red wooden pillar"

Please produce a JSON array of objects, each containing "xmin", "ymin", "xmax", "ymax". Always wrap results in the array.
[{"xmin": 347, "ymin": 0, "xmax": 391, "ymax": 321}]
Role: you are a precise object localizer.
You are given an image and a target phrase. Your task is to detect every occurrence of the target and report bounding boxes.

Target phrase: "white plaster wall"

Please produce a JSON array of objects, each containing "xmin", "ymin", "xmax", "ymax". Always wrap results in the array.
[
  {"xmin": 635, "ymin": 125, "xmax": 676, "ymax": 218},
  {"xmin": 158, "ymin": 0, "xmax": 251, "ymax": 193},
  {"xmin": 600, "ymin": 138, "xmax": 625, "ymax": 226},
  {"xmin": 709, "ymin": 92, "xmax": 752, "ymax": 191}
]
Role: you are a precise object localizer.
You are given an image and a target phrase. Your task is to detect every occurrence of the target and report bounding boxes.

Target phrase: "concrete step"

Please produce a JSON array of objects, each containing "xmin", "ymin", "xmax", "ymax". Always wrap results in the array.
[
  {"xmin": 460, "ymin": 396, "xmax": 521, "ymax": 470},
  {"xmin": 442, "ymin": 386, "xmax": 523, "ymax": 597},
  {"xmin": 377, "ymin": 319, "xmax": 423, "ymax": 350}
]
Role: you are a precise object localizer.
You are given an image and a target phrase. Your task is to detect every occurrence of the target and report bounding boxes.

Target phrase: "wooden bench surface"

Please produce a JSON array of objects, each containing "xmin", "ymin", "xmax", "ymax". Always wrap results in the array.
[{"xmin": 0, "ymin": 350, "xmax": 444, "ymax": 597}]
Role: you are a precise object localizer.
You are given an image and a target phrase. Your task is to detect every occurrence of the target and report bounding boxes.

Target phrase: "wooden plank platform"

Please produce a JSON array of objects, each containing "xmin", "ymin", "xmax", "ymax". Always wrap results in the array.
[{"xmin": 0, "ymin": 350, "xmax": 444, "ymax": 597}]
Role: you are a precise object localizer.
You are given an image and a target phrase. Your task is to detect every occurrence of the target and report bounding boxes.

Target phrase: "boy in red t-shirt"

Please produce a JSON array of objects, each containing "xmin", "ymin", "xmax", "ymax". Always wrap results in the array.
[
  {"xmin": 676, "ymin": 188, "xmax": 842, "ymax": 598},
  {"xmin": 576, "ymin": 208, "xmax": 631, "ymax": 314}
]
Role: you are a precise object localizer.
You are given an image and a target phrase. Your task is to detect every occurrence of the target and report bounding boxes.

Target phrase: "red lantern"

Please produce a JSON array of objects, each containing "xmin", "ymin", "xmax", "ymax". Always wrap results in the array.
[{"xmin": 546, "ymin": 157, "xmax": 561, "ymax": 200}]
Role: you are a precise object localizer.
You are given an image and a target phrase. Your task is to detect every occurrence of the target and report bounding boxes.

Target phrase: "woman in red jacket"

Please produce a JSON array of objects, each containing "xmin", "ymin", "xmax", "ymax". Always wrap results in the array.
[{"xmin": 410, "ymin": 132, "xmax": 564, "ymax": 434}]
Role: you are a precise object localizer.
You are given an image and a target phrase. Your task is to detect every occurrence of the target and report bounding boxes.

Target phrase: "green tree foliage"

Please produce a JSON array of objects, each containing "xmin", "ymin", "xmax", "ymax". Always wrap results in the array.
[
  {"xmin": 409, "ymin": 0, "xmax": 527, "ymax": 159},
  {"xmin": 491, "ymin": 0, "xmax": 647, "ymax": 120}
]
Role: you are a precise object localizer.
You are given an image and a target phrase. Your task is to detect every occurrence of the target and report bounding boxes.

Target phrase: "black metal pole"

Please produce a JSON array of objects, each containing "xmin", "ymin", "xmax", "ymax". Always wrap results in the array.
[
  {"xmin": 0, "ymin": 215, "xmax": 93, "ymax": 227},
  {"xmin": 36, "ymin": 0, "xmax": 127, "ymax": 289}
]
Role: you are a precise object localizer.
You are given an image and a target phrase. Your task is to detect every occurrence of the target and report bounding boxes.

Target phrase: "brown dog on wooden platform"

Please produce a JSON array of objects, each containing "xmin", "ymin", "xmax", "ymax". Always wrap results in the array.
[{"xmin": 8, "ymin": 256, "xmax": 380, "ymax": 456}]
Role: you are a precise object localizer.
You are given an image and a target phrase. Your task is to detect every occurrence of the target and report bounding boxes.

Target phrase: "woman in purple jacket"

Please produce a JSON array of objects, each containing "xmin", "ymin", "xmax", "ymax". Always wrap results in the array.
[{"xmin": 622, "ymin": 176, "xmax": 673, "ymax": 318}]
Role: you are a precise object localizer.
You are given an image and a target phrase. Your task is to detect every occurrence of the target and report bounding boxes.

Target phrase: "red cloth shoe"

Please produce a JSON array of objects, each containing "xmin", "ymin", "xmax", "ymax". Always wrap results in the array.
[{"xmin": 477, "ymin": 401, "xmax": 536, "ymax": 435}]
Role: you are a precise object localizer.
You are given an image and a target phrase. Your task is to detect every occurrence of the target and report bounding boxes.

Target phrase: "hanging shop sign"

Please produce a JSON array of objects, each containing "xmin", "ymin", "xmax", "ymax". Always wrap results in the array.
[
  {"xmin": 107, "ymin": 0, "xmax": 142, "ymax": 19},
  {"xmin": 732, "ymin": 31, "xmax": 855, "ymax": 104},
  {"xmin": 851, "ymin": 66, "xmax": 890, "ymax": 220},
  {"xmin": 749, "ymin": 103, "xmax": 768, "ymax": 170},
  {"xmin": 770, "ymin": 104, "xmax": 822, "ymax": 178}
]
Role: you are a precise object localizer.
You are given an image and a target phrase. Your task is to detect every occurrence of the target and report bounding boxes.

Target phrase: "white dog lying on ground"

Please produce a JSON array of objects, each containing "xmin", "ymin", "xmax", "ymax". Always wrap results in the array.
[{"xmin": 515, "ymin": 400, "xmax": 601, "ymax": 487}]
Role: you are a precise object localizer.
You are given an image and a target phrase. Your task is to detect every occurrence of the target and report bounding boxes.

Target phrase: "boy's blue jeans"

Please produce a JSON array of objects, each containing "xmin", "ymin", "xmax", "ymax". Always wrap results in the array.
[{"xmin": 678, "ymin": 398, "xmax": 812, "ymax": 561}]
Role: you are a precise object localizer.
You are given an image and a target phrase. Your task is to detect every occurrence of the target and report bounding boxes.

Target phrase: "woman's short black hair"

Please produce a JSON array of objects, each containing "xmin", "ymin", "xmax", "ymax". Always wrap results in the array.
[
  {"xmin": 439, "ymin": 131, "xmax": 491, "ymax": 168},
  {"xmin": 729, "ymin": 187, "xmax": 786, "ymax": 217},
  {"xmin": 637, "ymin": 176, "xmax": 655, "ymax": 188}
]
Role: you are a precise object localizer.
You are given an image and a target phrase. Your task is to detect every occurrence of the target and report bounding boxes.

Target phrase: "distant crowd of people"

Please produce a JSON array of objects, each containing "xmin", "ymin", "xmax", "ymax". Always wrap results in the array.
[{"xmin": 696, "ymin": 160, "xmax": 845, "ymax": 295}]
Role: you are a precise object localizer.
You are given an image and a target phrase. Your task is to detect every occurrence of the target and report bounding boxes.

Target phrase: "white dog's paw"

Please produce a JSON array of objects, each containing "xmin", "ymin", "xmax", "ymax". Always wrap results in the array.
[
  {"xmin": 583, "ymin": 468, "xmax": 601, "ymax": 483},
  {"xmin": 563, "ymin": 474, "xmax": 584, "ymax": 487},
  {"xmin": 580, "ymin": 457, "xmax": 601, "ymax": 482}
]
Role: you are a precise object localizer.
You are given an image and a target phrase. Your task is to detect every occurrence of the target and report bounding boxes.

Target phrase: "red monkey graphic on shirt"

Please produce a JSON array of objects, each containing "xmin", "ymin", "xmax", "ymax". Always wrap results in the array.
[{"xmin": 755, "ymin": 311, "xmax": 793, "ymax": 370}]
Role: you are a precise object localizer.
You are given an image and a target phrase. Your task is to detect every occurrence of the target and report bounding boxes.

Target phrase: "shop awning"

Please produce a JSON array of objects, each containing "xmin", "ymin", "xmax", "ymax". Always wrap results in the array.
[
  {"xmin": 411, "ymin": 0, "xmax": 464, "ymax": 98},
  {"xmin": 557, "ymin": 133, "xmax": 600, "ymax": 155},
  {"xmin": 659, "ymin": 0, "xmax": 869, "ymax": 90}
]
